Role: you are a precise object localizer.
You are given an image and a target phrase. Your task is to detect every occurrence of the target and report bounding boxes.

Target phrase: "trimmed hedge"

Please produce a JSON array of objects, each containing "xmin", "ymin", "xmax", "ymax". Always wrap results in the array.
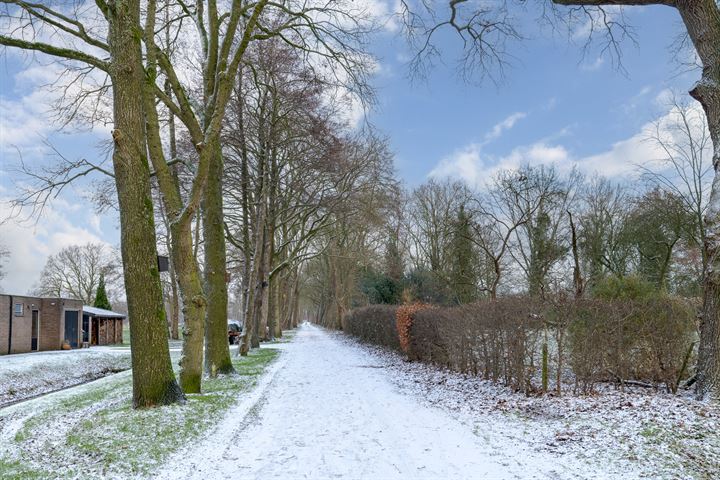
[
  {"xmin": 396, "ymin": 303, "xmax": 432, "ymax": 357},
  {"xmin": 410, "ymin": 297, "xmax": 543, "ymax": 393},
  {"xmin": 343, "ymin": 297, "xmax": 697, "ymax": 395},
  {"xmin": 565, "ymin": 298, "xmax": 696, "ymax": 393},
  {"xmin": 343, "ymin": 305, "xmax": 400, "ymax": 350}
]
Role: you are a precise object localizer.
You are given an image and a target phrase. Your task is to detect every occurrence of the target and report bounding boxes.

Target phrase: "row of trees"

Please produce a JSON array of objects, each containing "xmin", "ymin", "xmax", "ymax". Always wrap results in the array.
[
  {"xmin": 373, "ymin": 170, "xmax": 703, "ymax": 304},
  {"xmin": 1, "ymin": 0, "xmax": 379, "ymax": 407},
  {"xmin": 1, "ymin": 0, "xmax": 719, "ymax": 405}
]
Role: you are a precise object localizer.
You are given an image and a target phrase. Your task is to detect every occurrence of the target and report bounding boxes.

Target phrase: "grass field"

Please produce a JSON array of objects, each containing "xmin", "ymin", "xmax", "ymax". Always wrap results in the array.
[{"xmin": 0, "ymin": 348, "xmax": 279, "ymax": 479}]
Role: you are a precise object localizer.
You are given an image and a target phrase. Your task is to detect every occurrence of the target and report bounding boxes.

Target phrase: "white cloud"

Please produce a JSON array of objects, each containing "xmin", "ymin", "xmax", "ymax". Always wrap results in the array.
[
  {"xmin": 0, "ymin": 94, "xmax": 53, "ymax": 154},
  {"xmin": 428, "ymin": 110, "xmax": 533, "ymax": 187},
  {"xmin": 0, "ymin": 198, "xmax": 116, "ymax": 295},
  {"xmin": 484, "ymin": 112, "xmax": 527, "ymax": 143},
  {"xmin": 576, "ymin": 100, "xmax": 709, "ymax": 177},
  {"xmin": 0, "ymin": 63, "xmax": 112, "ymax": 156},
  {"xmin": 357, "ymin": 0, "xmax": 401, "ymax": 32},
  {"xmin": 430, "ymin": 144, "xmax": 483, "ymax": 186},
  {"xmin": 88, "ymin": 213, "xmax": 102, "ymax": 235},
  {"xmin": 430, "ymin": 142, "xmax": 571, "ymax": 188},
  {"xmin": 429, "ymin": 100, "xmax": 710, "ymax": 188},
  {"xmin": 654, "ymin": 88, "xmax": 674, "ymax": 108}
]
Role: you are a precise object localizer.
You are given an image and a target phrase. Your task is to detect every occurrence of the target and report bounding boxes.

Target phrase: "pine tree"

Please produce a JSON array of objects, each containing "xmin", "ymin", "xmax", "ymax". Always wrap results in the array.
[
  {"xmin": 93, "ymin": 274, "xmax": 112, "ymax": 310},
  {"xmin": 449, "ymin": 204, "xmax": 477, "ymax": 304}
]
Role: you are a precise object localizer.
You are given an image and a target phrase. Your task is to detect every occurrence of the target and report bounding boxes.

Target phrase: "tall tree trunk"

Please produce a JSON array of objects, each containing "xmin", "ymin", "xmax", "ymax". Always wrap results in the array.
[
  {"xmin": 203, "ymin": 141, "xmax": 234, "ymax": 375},
  {"xmin": 239, "ymin": 263, "xmax": 255, "ymax": 356},
  {"xmin": 140, "ymin": 2, "xmax": 208, "ymax": 395},
  {"xmin": 108, "ymin": 0, "xmax": 183, "ymax": 407},
  {"xmin": 169, "ymin": 264, "xmax": 180, "ymax": 340},
  {"xmin": 259, "ymin": 223, "xmax": 273, "ymax": 341},
  {"xmin": 568, "ymin": 210, "xmax": 584, "ymax": 299},
  {"xmin": 679, "ymin": 0, "xmax": 720, "ymax": 401},
  {"xmin": 165, "ymin": 74, "xmax": 180, "ymax": 341},
  {"xmin": 273, "ymin": 278, "xmax": 290, "ymax": 338},
  {"xmin": 292, "ymin": 277, "xmax": 300, "ymax": 328},
  {"xmin": 247, "ymin": 241, "xmax": 267, "ymax": 352},
  {"xmin": 160, "ymin": 191, "xmax": 181, "ymax": 342},
  {"xmin": 241, "ymin": 198, "xmax": 267, "ymax": 356},
  {"xmin": 267, "ymin": 277, "xmax": 277, "ymax": 341},
  {"xmin": 490, "ymin": 258, "xmax": 500, "ymax": 301},
  {"xmin": 239, "ymin": 127, "xmax": 252, "ymax": 346},
  {"xmin": 172, "ymin": 220, "xmax": 206, "ymax": 393}
]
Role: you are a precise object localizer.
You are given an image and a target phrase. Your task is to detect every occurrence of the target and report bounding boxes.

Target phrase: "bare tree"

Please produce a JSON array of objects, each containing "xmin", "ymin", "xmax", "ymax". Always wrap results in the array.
[
  {"xmin": 33, "ymin": 243, "xmax": 121, "ymax": 303},
  {"xmin": 641, "ymin": 94, "xmax": 713, "ymax": 278},
  {"xmin": 468, "ymin": 170, "xmax": 545, "ymax": 300},
  {"xmin": 0, "ymin": 244, "xmax": 8, "ymax": 282},
  {"xmin": 0, "ymin": 0, "xmax": 184, "ymax": 407},
  {"xmin": 508, "ymin": 165, "xmax": 580, "ymax": 298},
  {"xmin": 404, "ymin": 179, "xmax": 470, "ymax": 286},
  {"xmin": 577, "ymin": 176, "xmax": 634, "ymax": 284}
]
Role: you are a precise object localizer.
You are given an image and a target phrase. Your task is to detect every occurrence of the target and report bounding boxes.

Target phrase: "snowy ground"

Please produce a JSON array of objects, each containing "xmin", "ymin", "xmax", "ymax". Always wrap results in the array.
[
  {"xmin": 2, "ymin": 325, "xmax": 716, "ymax": 479},
  {"xmin": 349, "ymin": 336, "xmax": 720, "ymax": 480},
  {"xmin": 0, "ymin": 347, "xmax": 131, "ymax": 407},
  {"xmin": 156, "ymin": 323, "xmax": 643, "ymax": 480}
]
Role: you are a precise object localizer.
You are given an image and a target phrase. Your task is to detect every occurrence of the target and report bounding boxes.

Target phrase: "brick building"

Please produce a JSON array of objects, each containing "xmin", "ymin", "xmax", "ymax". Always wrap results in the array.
[{"xmin": 0, "ymin": 294, "xmax": 84, "ymax": 354}]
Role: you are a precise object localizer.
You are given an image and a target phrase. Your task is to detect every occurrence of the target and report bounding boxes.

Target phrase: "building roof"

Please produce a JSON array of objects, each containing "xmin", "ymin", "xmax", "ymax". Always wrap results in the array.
[{"xmin": 82, "ymin": 305, "xmax": 126, "ymax": 319}]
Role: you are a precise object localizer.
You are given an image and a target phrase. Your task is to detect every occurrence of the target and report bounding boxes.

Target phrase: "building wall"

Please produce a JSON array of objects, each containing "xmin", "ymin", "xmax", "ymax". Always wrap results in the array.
[
  {"xmin": 8, "ymin": 296, "xmax": 36, "ymax": 354},
  {"xmin": 39, "ymin": 297, "xmax": 62, "ymax": 351},
  {"xmin": 0, "ymin": 295, "xmax": 9, "ymax": 355},
  {"xmin": 0, "ymin": 294, "xmax": 83, "ymax": 354}
]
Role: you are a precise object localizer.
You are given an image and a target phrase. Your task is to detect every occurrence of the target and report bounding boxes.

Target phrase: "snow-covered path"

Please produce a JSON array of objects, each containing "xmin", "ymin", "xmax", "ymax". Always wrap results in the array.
[{"xmin": 157, "ymin": 324, "xmax": 592, "ymax": 480}]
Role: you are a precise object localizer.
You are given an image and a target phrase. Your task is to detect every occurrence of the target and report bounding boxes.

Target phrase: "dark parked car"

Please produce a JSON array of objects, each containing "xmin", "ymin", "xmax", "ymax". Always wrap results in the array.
[{"xmin": 228, "ymin": 319, "xmax": 243, "ymax": 344}]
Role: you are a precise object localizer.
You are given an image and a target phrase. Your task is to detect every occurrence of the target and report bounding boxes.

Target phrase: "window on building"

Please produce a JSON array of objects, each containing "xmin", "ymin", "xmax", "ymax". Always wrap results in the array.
[{"xmin": 14, "ymin": 303, "xmax": 24, "ymax": 316}]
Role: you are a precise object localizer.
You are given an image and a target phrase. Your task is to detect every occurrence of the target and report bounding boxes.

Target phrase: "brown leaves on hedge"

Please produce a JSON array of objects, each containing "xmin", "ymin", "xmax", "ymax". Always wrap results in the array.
[{"xmin": 396, "ymin": 303, "xmax": 432, "ymax": 357}]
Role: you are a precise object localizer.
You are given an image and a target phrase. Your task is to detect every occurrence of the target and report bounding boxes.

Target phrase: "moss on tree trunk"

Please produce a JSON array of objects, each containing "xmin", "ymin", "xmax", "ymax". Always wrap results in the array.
[
  {"xmin": 203, "ymin": 141, "xmax": 235, "ymax": 375},
  {"xmin": 172, "ymin": 220, "xmax": 206, "ymax": 394},
  {"xmin": 108, "ymin": 0, "xmax": 183, "ymax": 408}
]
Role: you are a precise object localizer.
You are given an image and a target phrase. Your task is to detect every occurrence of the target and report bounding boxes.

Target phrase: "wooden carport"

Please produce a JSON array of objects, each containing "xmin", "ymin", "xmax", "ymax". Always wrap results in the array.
[{"xmin": 82, "ymin": 306, "xmax": 125, "ymax": 346}]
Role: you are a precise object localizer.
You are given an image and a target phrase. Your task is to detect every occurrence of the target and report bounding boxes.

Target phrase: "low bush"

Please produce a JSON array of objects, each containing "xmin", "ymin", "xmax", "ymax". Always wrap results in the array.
[
  {"xmin": 343, "ymin": 305, "xmax": 400, "ymax": 350},
  {"xmin": 567, "ymin": 297, "xmax": 697, "ymax": 393}
]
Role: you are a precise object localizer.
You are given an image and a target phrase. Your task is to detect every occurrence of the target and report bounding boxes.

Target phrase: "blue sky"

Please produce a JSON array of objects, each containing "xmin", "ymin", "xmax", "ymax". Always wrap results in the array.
[{"xmin": 0, "ymin": 2, "xmax": 700, "ymax": 293}]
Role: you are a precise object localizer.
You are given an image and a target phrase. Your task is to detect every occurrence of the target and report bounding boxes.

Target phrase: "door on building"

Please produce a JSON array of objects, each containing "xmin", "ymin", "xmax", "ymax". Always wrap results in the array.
[
  {"xmin": 31, "ymin": 310, "xmax": 39, "ymax": 351},
  {"xmin": 64, "ymin": 310, "xmax": 79, "ymax": 348}
]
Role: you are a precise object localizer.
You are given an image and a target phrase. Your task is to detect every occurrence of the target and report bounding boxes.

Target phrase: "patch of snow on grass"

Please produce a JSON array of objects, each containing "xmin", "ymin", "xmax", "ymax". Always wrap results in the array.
[{"xmin": 0, "ymin": 348, "xmax": 131, "ymax": 407}]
